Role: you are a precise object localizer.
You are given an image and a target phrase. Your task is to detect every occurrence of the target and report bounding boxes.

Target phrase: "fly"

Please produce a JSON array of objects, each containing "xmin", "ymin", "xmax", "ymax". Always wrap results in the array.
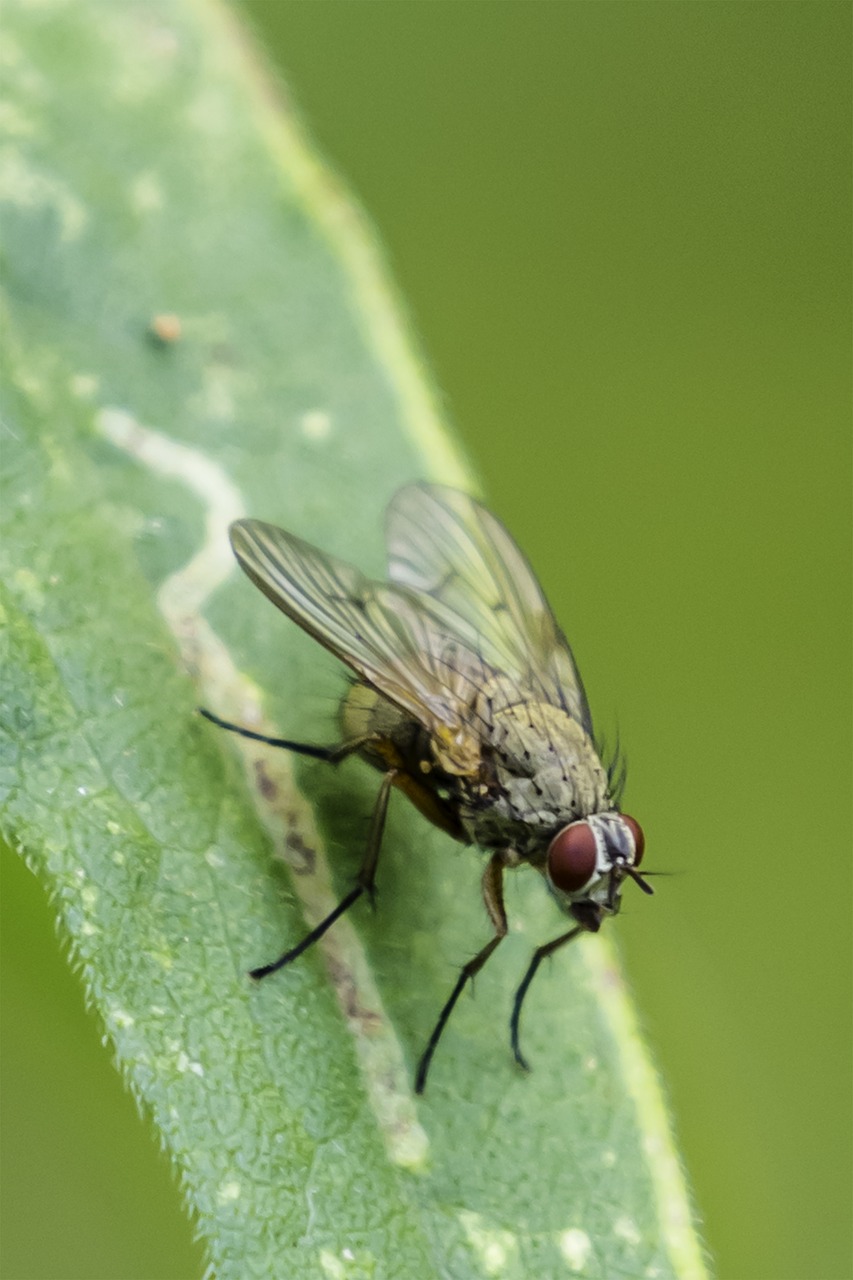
[{"xmin": 202, "ymin": 483, "xmax": 651, "ymax": 1092}]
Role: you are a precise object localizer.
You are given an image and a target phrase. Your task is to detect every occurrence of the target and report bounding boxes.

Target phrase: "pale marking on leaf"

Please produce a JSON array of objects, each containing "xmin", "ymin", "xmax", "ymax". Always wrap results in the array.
[
  {"xmin": 97, "ymin": 408, "xmax": 242, "ymax": 622},
  {"xmin": 613, "ymin": 1215, "xmax": 642, "ymax": 1247},
  {"xmin": 151, "ymin": 948, "xmax": 173, "ymax": 972},
  {"xmin": 98, "ymin": 407, "xmax": 429, "ymax": 1170},
  {"xmin": 319, "ymin": 1248, "xmax": 375, "ymax": 1279},
  {"xmin": 301, "ymin": 409, "xmax": 332, "ymax": 441},
  {"xmin": 217, "ymin": 1179, "xmax": 241, "ymax": 1205},
  {"xmin": 110, "ymin": 1007, "xmax": 136, "ymax": 1031},
  {"xmin": 176, "ymin": 1051, "xmax": 205, "ymax": 1078},
  {"xmin": 458, "ymin": 1211, "xmax": 519, "ymax": 1277},
  {"xmin": 559, "ymin": 1228, "xmax": 592, "ymax": 1272},
  {"xmin": 588, "ymin": 940, "xmax": 709, "ymax": 1280},
  {"xmin": 319, "ymin": 1251, "xmax": 343, "ymax": 1280},
  {"xmin": 240, "ymin": 737, "xmax": 429, "ymax": 1170}
]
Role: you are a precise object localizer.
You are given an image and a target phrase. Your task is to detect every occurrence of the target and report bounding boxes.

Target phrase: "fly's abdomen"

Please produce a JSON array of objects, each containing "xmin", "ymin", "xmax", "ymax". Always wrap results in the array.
[
  {"xmin": 341, "ymin": 681, "xmax": 466, "ymax": 841},
  {"xmin": 340, "ymin": 680, "xmax": 411, "ymax": 764}
]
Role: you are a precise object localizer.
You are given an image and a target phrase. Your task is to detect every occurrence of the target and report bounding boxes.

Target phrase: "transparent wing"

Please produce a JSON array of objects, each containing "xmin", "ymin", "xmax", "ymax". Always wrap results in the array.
[
  {"xmin": 385, "ymin": 484, "xmax": 593, "ymax": 732},
  {"xmin": 229, "ymin": 519, "xmax": 495, "ymax": 768}
]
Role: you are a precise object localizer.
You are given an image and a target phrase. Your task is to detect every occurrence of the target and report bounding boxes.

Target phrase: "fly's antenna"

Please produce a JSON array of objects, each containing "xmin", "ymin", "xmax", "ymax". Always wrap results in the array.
[{"xmin": 624, "ymin": 865, "xmax": 654, "ymax": 896}]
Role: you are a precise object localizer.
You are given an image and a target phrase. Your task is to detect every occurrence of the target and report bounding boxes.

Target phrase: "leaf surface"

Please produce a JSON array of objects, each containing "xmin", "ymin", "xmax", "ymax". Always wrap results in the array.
[{"xmin": 0, "ymin": 3, "xmax": 707, "ymax": 1277}]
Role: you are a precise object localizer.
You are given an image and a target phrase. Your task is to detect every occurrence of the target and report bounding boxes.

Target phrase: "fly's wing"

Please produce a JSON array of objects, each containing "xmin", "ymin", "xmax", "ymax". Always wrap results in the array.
[
  {"xmin": 385, "ymin": 484, "xmax": 593, "ymax": 733},
  {"xmin": 229, "ymin": 519, "xmax": 494, "ymax": 771}
]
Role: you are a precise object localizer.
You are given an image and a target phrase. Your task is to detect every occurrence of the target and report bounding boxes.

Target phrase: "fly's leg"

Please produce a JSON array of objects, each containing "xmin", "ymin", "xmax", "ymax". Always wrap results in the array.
[
  {"xmin": 201, "ymin": 707, "xmax": 391, "ymax": 976},
  {"xmin": 250, "ymin": 768, "xmax": 397, "ymax": 980},
  {"xmin": 199, "ymin": 707, "xmax": 370, "ymax": 763},
  {"xmin": 415, "ymin": 853, "xmax": 508, "ymax": 1095},
  {"xmin": 509, "ymin": 925, "xmax": 587, "ymax": 1071}
]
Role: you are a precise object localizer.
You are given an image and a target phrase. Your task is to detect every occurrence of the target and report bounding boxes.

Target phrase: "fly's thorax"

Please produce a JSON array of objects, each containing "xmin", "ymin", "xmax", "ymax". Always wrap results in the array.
[
  {"xmin": 456, "ymin": 686, "xmax": 610, "ymax": 853},
  {"xmin": 491, "ymin": 695, "xmax": 609, "ymax": 821}
]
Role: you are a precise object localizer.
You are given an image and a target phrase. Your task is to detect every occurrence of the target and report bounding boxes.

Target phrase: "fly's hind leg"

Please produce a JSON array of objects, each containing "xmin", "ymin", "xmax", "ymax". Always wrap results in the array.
[
  {"xmin": 199, "ymin": 707, "xmax": 369, "ymax": 763},
  {"xmin": 415, "ymin": 852, "xmax": 509, "ymax": 1094},
  {"xmin": 250, "ymin": 768, "xmax": 398, "ymax": 980},
  {"xmin": 200, "ymin": 706, "xmax": 391, "ymax": 978}
]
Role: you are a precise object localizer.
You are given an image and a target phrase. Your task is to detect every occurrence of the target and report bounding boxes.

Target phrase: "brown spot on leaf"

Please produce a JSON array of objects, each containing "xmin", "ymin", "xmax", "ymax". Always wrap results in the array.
[
  {"xmin": 148, "ymin": 313, "xmax": 182, "ymax": 344},
  {"xmin": 253, "ymin": 759, "xmax": 278, "ymax": 802},
  {"xmin": 327, "ymin": 957, "xmax": 383, "ymax": 1032},
  {"xmin": 284, "ymin": 830, "xmax": 316, "ymax": 876}
]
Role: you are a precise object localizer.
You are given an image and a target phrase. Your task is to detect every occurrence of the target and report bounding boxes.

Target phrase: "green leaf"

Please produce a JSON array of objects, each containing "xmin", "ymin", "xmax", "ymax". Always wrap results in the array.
[{"xmin": 0, "ymin": 2, "xmax": 708, "ymax": 1277}]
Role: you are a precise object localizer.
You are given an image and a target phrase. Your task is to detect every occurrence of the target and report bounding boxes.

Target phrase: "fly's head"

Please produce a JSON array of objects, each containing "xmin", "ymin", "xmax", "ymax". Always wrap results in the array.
[{"xmin": 544, "ymin": 811, "xmax": 650, "ymax": 928}]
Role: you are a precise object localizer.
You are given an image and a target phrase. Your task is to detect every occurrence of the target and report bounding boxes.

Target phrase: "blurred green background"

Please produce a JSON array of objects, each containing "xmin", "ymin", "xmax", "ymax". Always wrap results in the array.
[{"xmin": 2, "ymin": 4, "xmax": 849, "ymax": 1279}]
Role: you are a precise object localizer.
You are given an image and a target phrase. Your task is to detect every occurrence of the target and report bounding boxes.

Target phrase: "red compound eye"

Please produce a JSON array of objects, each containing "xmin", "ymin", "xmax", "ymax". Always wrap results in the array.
[
  {"xmin": 547, "ymin": 822, "xmax": 597, "ymax": 893},
  {"xmin": 622, "ymin": 815, "xmax": 645, "ymax": 866}
]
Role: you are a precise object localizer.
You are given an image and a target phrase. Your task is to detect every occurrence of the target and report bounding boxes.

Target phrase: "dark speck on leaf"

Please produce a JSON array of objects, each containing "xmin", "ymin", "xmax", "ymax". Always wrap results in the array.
[
  {"xmin": 285, "ymin": 831, "xmax": 316, "ymax": 876},
  {"xmin": 254, "ymin": 760, "xmax": 278, "ymax": 801}
]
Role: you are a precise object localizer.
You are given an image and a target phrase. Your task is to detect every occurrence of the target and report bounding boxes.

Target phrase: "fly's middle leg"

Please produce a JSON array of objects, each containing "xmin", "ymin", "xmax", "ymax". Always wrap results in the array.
[
  {"xmin": 415, "ymin": 851, "xmax": 509, "ymax": 1094},
  {"xmin": 249, "ymin": 769, "xmax": 397, "ymax": 979}
]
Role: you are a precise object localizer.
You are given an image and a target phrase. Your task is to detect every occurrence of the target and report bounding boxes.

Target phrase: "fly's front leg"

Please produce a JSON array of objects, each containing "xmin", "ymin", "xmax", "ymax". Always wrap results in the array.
[
  {"xmin": 250, "ymin": 769, "xmax": 397, "ymax": 980},
  {"xmin": 415, "ymin": 852, "xmax": 509, "ymax": 1094},
  {"xmin": 509, "ymin": 923, "xmax": 591, "ymax": 1071}
]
